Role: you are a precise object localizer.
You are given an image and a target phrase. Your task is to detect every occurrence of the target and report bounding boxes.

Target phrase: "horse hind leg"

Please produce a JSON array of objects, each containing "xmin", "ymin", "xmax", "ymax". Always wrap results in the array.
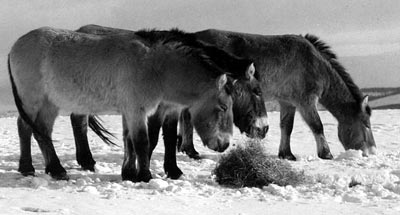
[
  {"xmin": 32, "ymin": 103, "xmax": 68, "ymax": 180},
  {"xmin": 162, "ymin": 111, "xmax": 183, "ymax": 179},
  {"xmin": 71, "ymin": 114, "xmax": 96, "ymax": 171},
  {"xmin": 177, "ymin": 108, "xmax": 200, "ymax": 159},
  {"xmin": 278, "ymin": 101, "xmax": 297, "ymax": 161},
  {"xmin": 17, "ymin": 116, "xmax": 35, "ymax": 176},
  {"xmin": 298, "ymin": 103, "xmax": 333, "ymax": 160}
]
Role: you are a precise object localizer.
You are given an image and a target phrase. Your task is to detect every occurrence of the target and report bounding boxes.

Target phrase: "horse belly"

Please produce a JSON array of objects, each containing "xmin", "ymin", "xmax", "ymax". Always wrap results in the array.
[{"xmin": 45, "ymin": 81, "xmax": 119, "ymax": 114}]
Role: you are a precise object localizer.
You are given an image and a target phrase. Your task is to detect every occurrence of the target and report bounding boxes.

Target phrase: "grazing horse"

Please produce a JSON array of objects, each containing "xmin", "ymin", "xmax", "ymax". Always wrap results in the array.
[
  {"xmin": 178, "ymin": 29, "xmax": 376, "ymax": 160},
  {"xmin": 8, "ymin": 27, "xmax": 254, "ymax": 182},
  {"xmin": 70, "ymin": 25, "xmax": 268, "ymax": 166}
]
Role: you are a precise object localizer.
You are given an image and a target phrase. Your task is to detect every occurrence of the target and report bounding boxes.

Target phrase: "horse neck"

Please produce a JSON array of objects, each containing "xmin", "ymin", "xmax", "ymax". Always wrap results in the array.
[
  {"xmin": 319, "ymin": 74, "xmax": 360, "ymax": 122},
  {"xmin": 150, "ymin": 49, "xmax": 217, "ymax": 105}
]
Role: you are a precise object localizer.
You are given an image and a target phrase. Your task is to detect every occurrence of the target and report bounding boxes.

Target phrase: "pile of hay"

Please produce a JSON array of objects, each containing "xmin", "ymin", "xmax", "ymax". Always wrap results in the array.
[{"xmin": 213, "ymin": 141, "xmax": 306, "ymax": 188}]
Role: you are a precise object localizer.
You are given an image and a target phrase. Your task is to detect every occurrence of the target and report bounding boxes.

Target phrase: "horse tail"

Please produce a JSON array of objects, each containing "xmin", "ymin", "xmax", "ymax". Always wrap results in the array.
[
  {"xmin": 7, "ymin": 54, "xmax": 51, "ymax": 142},
  {"xmin": 88, "ymin": 115, "xmax": 117, "ymax": 146},
  {"xmin": 303, "ymin": 34, "xmax": 364, "ymax": 104}
]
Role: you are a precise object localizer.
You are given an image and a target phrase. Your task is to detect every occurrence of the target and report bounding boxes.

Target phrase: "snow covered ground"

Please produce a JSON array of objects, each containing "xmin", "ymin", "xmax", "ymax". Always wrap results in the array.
[{"xmin": 0, "ymin": 110, "xmax": 399, "ymax": 215}]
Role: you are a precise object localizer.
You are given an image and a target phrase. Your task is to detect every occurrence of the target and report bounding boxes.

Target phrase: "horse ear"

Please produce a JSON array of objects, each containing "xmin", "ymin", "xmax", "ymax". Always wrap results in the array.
[
  {"xmin": 361, "ymin": 95, "xmax": 369, "ymax": 112},
  {"xmin": 245, "ymin": 63, "xmax": 255, "ymax": 80},
  {"xmin": 232, "ymin": 79, "xmax": 238, "ymax": 86},
  {"xmin": 216, "ymin": 74, "xmax": 228, "ymax": 90}
]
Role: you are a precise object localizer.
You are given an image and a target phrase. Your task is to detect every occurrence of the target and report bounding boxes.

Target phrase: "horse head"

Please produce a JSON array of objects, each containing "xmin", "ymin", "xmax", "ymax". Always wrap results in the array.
[
  {"xmin": 190, "ymin": 74, "xmax": 234, "ymax": 152},
  {"xmin": 231, "ymin": 63, "xmax": 269, "ymax": 139},
  {"xmin": 338, "ymin": 96, "xmax": 376, "ymax": 156}
]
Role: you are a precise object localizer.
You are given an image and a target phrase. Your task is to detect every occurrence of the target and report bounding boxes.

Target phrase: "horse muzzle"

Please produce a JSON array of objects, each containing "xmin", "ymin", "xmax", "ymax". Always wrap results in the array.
[
  {"xmin": 205, "ymin": 133, "xmax": 231, "ymax": 152},
  {"xmin": 247, "ymin": 116, "xmax": 269, "ymax": 139}
]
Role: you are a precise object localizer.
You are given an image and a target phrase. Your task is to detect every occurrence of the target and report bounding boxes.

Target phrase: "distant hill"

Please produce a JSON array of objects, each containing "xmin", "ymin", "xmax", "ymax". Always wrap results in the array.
[
  {"xmin": 264, "ymin": 87, "xmax": 400, "ymax": 111},
  {"xmin": 341, "ymin": 51, "xmax": 400, "ymax": 88},
  {"xmin": 361, "ymin": 87, "xmax": 400, "ymax": 100},
  {"xmin": 361, "ymin": 88, "xmax": 400, "ymax": 109}
]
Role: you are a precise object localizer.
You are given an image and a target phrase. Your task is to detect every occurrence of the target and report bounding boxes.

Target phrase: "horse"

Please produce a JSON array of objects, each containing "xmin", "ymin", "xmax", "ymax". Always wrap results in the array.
[
  {"xmin": 178, "ymin": 29, "xmax": 376, "ymax": 160},
  {"xmin": 70, "ymin": 25, "xmax": 268, "ymax": 166},
  {"xmin": 8, "ymin": 27, "xmax": 255, "ymax": 182}
]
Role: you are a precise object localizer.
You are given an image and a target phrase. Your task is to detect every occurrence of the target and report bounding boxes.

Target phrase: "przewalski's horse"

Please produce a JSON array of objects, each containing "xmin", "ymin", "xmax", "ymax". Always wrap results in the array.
[
  {"xmin": 78, "ymin": 25, "xmax": 269, "ymax": 142},
  {"xmin": 72, "ymin": 25, "xmax": 268, "ymax": 165},
  {"xmin": 178, "ymin": 29, "xmax": 376, "ymax": 160},
  {"xmin": 8, "ymin": 27, "xmax": 255, "ymax": 182}
]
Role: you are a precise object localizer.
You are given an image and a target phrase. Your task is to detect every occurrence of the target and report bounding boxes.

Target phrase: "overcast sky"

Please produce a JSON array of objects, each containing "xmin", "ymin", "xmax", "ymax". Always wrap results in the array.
[{"xmin": 0, "ymin": 0, "xmax": 399, "ymax": 57}]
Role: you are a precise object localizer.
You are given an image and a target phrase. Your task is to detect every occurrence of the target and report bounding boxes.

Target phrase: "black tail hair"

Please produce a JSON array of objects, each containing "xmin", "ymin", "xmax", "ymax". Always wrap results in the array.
[
  {"xmin": 88, "ymin": 115, "xmax": 117, "ymax": 146},
  {"xmin": 7, "ymin": 54, "xmax": 52, "ymax": 142}
]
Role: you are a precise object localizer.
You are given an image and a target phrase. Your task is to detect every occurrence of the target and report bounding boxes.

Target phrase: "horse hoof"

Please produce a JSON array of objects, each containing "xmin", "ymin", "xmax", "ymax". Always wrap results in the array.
[
  {"xmin": 51, "ymin": 172, "xmax": 69, "ymax": 180},
  {"xmin": 319, "ymin": 151, "xmax": 334, "ymax": 160},
  {"xmin": 81, "ymin": 165, "xmax": 95, "ymax": 172},
  {"xmin": 45, "ymin": 164, "xmax": 67, "ymax": 179},
  {"xmin": 18, "ymin": 165, "xmax": 35, "ymax": 176},
  {"xmin": 180, "ymin": 145, "xmax": 201, "ymax": 159},
  {"xmin": 20, "ymin": 171, "xmax": 35, "ymax": 177},
  {"xmin": 78, "ymin": 159, "xmax": 96, "ymax": 172},
  {"xmin": 166, "ymin": 167, "xmax": 183, "ymax": 180},
  {"xmin": 182, "ymin": 149, "xmax": 201, "ymax": 159},
  {"xmin": 121, "ymin": 169, "xmax": 137, "ymax": 182},
  {"xmin": 137, "ymin": 171, "xmax": 152, "ymax": 182},
  {"xmin": 278, "ymin": 152, "xmax": 297, "ymax": 161}
]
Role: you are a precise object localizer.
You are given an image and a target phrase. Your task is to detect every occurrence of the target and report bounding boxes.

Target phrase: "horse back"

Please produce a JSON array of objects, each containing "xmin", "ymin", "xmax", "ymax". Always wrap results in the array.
[
  {"xmin": 77, "ymin": 24, "xmax": 135, "ymax": 36},
  {"xmin": 9, "ymin": 27, "xmax": 153, "ymax": 113},
  {"xmin": 195, "ymin": 29, "xmax": 330, "ymax": 101}
]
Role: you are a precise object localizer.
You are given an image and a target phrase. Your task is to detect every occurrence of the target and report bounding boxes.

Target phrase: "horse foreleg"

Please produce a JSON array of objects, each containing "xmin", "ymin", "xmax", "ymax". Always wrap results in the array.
[
  {"xmin": 147, "ymin": 113, "xmax": 163, "ymax": 159},
  {"xmin": 298, "ymin": 104, "xmax": 333, "ymax": 159},
  {"xmin": 278, "ymin": 102, "xmax": 297, "ymax": 160},
  {"xmin": 121, "ymin": 115, "xmax": 137, "ymax": 181},
  {"xmin": 162, "ymin": 111, "xmax": 183, "ymax": 179},
  {"xmin": 178, "ymin": 108, "xmax": 200, "ymax": 159},
  {"xmin": 123, "ymin": 114, "xmax": 152, "ymax": 182},
  {"xmin": 71, "ymin": 114, "xmax": 96, "ymax": 171},
  {"xmin": 17, "ymin": 116, "xmax": 35, "ymax": 176}
]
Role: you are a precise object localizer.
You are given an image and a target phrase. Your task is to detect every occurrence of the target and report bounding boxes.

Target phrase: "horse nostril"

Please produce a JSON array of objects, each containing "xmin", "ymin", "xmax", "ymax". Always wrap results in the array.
[
  {"xmin": 216, "ymin": 138, "xmax": 230, "ymax": 152},
  {"xmin": 220, "ymin": 142, "xmax": 229, "ymax": 152},
  {"xmin": 263, "ymin": 126, "xmax": 269, "ymax": 134}
]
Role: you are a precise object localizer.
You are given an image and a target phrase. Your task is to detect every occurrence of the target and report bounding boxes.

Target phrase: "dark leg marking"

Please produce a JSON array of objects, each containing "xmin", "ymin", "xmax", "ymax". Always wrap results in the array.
[
  {"xmin": 162, "ymin": 112, "xmax": 183, "ymax": 179},
  {"xmin": 71, "ymin": 114, "xmax": 96, "ymax": 171},
  {"xmin": 147, "ymin": 113, "xmax": 163, "ymax": 159},
  {"xmin": 121, "ymin": 116, "xmax": 137, "ymax": 181},
  {"xmin": 278, "ymin": 102, "xmax": 297, "ymax": 161},
  {"xmin": 17, "ymin": 116, "xmax": 35, "ymax": 176},
  {"xmin": 178, "ymin": 108, "xmax": 200, "ymax": 159}
]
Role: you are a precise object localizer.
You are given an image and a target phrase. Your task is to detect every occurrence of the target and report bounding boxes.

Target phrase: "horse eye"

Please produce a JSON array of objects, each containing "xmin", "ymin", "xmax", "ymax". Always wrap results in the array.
[
  {"xmin": 219, "ymin": 104, "xmax": 228, "ymax": 112},
  {"xmin": 253, "ymin": 88, "xmax": 262, "ymax": 96}
]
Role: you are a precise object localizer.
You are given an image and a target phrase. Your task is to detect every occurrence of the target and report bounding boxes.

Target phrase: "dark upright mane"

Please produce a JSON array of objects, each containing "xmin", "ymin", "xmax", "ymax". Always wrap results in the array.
[
  {"xmin": 304, "ymin": 34, "xmax": 365, "ymax": 105},
  {"xmin": 136, "ymin": 28, "xmax": 253, "ymax": 79}
]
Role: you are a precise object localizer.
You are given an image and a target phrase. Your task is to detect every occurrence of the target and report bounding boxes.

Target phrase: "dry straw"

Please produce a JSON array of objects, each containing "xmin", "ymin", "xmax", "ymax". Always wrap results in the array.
[{"xmin": 213, "ymin": 140, "xmax": 306, "ymax": 188}]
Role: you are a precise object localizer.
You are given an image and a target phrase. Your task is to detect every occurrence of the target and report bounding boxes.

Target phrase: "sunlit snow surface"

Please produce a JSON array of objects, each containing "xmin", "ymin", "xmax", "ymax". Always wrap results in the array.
[{"xmin": 0, "ymin": 110, "xmax": 399, "ymax": 214}]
